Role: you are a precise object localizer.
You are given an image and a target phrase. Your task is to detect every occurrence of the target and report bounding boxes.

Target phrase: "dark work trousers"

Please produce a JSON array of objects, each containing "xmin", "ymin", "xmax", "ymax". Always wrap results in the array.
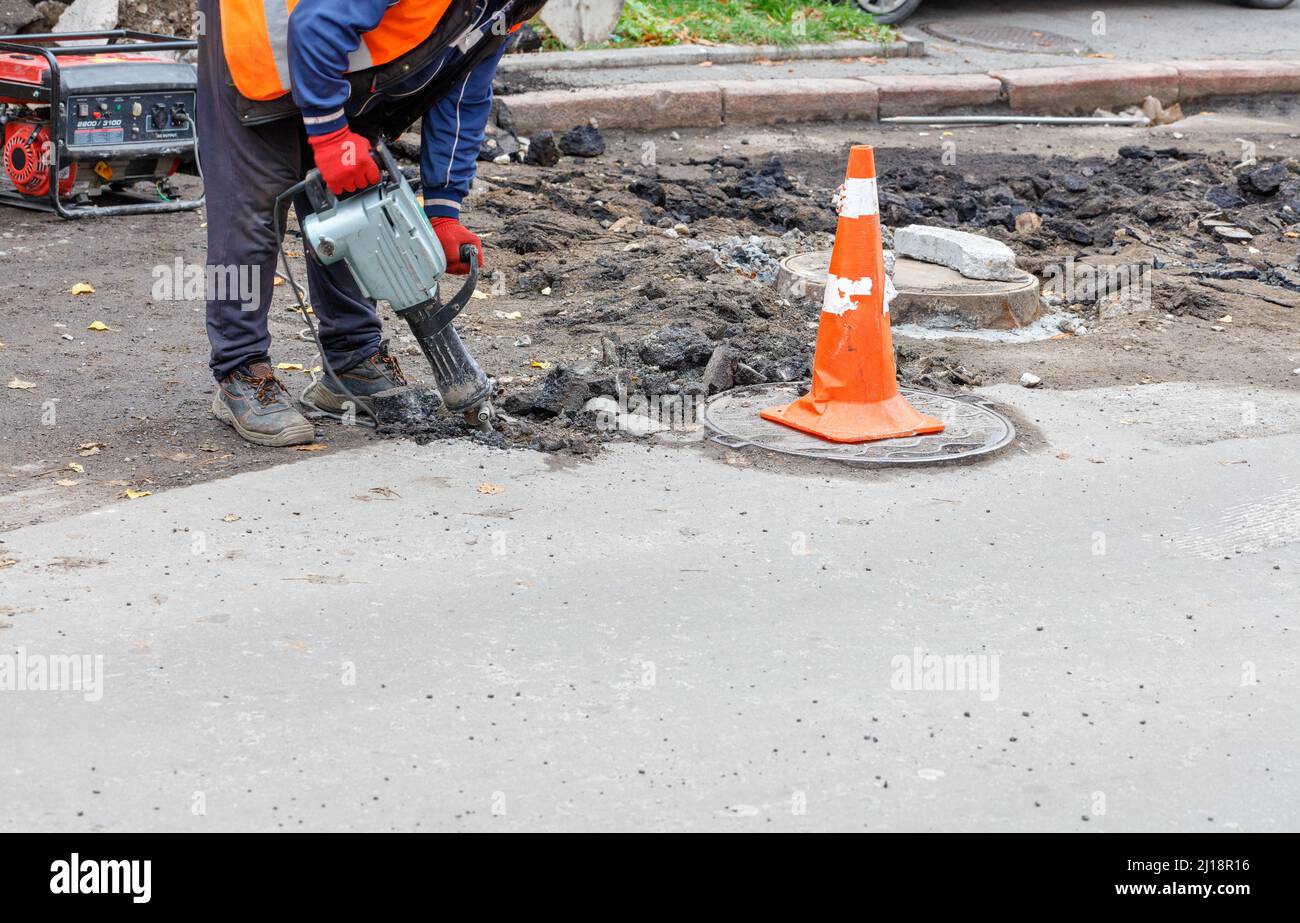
[{"xmin": 197, "ymin": 0, "xmax": 380, "ymax": 381}]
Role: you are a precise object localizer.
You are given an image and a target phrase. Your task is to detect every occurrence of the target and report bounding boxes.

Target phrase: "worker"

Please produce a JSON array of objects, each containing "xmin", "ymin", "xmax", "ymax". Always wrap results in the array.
[{"xmin": 197, "ymin": 0, "xmax": 546, "ymax": 446}]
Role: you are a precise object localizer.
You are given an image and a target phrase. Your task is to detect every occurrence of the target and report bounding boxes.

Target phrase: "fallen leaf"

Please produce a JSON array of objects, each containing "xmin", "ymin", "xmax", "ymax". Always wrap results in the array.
[
  {"xmin": 494, "ymin": 310, "xmax": 522, "ymax": 320},
  {"xmin": 70, "ymin": 282, "xmax": 96, "ymax": 295},
  {"xmin": 87, "ymin": 321, "xmax": 110, "ymax": 332},
  {"xmin": 7, "ymin": 378, "xmax": 35, "ymax": 390},
  {"xmin": 1055, "ymin": 452, "xmax": 1072, "ymax": 460},
  {"xmin": 222, "ymin": 514, "xmax": 241, "ymax": 522},
  {"xmin": 530, "ymin": 360, "xmax": 551, "ymax": 370},
  {"xmin": 697, "ymin": 60, "xmax": 713, "ymax": 67},
  {"xmin": 0, "ymin": 559, "xmax": 17, "ymax": 569},
  {"xmin": 477, "ymin": 483, "xmax": 505, "ymax": 495},
  {"xmin": 283, "ymin": 573, "xmax": 358, "ymax": 585},
  {"xmin": 55, "ymin": 479, "xmax": 78, "ymax": 487},
  {"xmin": 295, "ymin": 443, "xmax": 327, "ymax": 452},
  {"xmin": 122, "ymin": 488, "xmax": 152, "ymax": 499},
  {"xmin": 78, "ymin": 441, "xmax": 106, "ymax": 456},
  {"xmin": 67, "ymin": 462, "xmax": 85, "ymax": 474},
  {"xmin": 47, "ymin": 556, "xmax": 105, "ymax": 569},
  {"xmin": 276, "ymin": 362, "xmax": 304, "ymax": 371},
  {"xmin": 471, "ymin": 290, "xmax": 488, "ymax": 299},
  {"xmin": 369, "ymin": 486, "xmax": 401, "ymax": 498},
  {"xmin": 1218, "ymin": 459, "xmax": 1249, "ymax": 466}
]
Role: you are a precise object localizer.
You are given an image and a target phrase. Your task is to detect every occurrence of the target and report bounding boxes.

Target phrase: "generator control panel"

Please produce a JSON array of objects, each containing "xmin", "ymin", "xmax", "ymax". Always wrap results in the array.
[{"xmin": 66, "ymin": 91, "xmax": 195, "ymax": 148}]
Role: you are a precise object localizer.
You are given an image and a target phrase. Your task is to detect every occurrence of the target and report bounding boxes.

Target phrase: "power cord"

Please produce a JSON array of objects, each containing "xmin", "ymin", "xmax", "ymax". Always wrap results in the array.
[{"xmin": 272, "ymin": 181, "xmax": 378, "ymax": 428}]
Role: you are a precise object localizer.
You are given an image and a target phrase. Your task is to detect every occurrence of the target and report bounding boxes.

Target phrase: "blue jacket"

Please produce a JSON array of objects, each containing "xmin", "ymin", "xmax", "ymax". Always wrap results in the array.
[{"xmin": 287, "ymin": 0, "xmax": 506, "ymax": 219}]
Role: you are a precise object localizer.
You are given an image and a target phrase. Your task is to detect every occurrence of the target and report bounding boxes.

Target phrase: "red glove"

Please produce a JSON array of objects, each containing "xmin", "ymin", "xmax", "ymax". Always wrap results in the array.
[
  {"xmin": 430, "ymin": 217, "xmax": 483, "ymax": 275},
  {"xmin": 306, "ymin": 125, "xmax": 381, "ymax": 195}
]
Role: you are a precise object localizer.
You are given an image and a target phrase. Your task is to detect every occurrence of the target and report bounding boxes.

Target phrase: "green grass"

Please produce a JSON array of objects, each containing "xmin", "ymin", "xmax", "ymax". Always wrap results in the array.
[{"xmin": 537, "ymin": 1, "xmax": 893, "ymax": 50}]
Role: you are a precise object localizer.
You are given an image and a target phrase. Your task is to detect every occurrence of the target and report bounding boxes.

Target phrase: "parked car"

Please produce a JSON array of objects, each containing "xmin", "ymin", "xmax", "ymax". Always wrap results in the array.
[
  {"xmin": 850, "ymin": 0, "xmax": 924, "ymax": 24},
  {"xmin": 846, "ymin": 0, "xmax": 1293, "ymax": 27}
]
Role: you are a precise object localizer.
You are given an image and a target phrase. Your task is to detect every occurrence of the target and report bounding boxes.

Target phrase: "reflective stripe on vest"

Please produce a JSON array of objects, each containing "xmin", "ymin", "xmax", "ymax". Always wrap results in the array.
[{"xmin": 220, "ymin": 0, "xmax": 455, "ymax": 102}]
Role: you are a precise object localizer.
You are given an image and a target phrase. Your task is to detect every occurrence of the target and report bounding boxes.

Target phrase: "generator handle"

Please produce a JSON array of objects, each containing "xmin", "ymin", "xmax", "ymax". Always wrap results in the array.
[{"xmin": 0, "ymin": 30, "xmax": 197, "ymax": 55}]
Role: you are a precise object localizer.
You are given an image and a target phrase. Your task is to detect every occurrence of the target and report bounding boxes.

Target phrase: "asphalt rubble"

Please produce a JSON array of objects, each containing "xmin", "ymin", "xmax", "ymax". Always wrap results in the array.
[{"xmin": 384, "ymin": 111, "xmax": 1300, "ymax": 456}]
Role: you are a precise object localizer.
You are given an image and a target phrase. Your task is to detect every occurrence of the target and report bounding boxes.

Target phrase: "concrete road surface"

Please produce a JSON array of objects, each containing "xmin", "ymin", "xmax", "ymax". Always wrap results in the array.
[{"xmin": 2, "ymin": 381, "xmax": 1298, "ymax": 831}]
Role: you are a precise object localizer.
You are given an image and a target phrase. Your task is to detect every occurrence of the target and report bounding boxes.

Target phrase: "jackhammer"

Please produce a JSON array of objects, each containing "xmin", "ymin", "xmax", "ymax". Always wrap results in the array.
[{"xmin": 275, "ymin": 140, "xmax": 493, "ymax": 430}]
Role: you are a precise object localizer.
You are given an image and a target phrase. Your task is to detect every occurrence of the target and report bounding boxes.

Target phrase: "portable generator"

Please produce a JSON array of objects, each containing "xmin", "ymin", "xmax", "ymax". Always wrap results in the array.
[{"xmin": 0, "ymin": 29, "xmax": 203, "ymax": 218}]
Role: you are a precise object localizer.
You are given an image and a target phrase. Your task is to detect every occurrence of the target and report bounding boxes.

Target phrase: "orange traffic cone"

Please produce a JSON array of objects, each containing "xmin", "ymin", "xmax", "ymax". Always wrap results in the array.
[{"xmin": 761, "ymin": 145, "xmax": 944, "ymax": 443}]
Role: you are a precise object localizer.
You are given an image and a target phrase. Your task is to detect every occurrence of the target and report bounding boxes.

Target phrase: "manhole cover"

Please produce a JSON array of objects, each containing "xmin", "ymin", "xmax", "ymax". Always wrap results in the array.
[
  {"xmin": 704, "ymin": 383, "xmax": 1015, "ymax": 466},
  {"xmin": 921, "ymin": 20, "xmax": 1089, "ymax": 55}
]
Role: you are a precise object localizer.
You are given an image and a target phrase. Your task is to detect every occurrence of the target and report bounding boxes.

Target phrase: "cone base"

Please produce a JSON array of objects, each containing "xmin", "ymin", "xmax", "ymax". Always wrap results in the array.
[{"xmin": 760, "ymin": 391, "xmax": 945, "ymax": 444}]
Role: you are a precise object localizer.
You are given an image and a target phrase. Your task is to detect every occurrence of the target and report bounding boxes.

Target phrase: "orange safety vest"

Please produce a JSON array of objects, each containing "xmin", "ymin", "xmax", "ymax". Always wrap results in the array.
[{"xmin": 220, "ymin": 0, "xmax": 455, "ymax": 102}]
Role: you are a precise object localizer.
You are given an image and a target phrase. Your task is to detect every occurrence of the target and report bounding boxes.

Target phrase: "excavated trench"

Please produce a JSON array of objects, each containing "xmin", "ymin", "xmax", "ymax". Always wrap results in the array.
[
  {"xmin": 5, "ymin": 125, "xmax": 1299, "ymax": 531},
  {"xmin": 380, "ymin": 138, "xmax": 1300, "ymax": 454}
]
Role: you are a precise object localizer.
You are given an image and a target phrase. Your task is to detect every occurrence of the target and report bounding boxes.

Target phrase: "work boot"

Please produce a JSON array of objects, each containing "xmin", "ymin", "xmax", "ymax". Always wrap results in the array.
[
  {"xmin": 211, "ymin": 360, "xmax": 316, "ymax": 447},
  {"xmin": 300, "ymin": 340, "xmax": 408, "ymax": 418}
]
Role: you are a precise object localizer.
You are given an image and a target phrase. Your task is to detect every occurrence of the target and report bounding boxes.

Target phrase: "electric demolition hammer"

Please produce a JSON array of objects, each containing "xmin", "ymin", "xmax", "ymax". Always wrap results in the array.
[{"xmin": 276, "ymin": 140, "xmax": 493, "ymax": 430}]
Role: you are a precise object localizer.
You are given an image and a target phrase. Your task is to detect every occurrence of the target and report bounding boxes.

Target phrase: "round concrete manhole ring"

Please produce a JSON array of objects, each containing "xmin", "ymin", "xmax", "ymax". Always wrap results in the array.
[
  {"xmin": 703, "ymin": 383, "xmax": 1016, "ymax": 466},
  {"xmin": 920, "ymin": 21, "xmax": 1090, "ymax": 55},
  {"xmin": 777, "ymin": 251, "xmax": 1042, "ymax": 330}
]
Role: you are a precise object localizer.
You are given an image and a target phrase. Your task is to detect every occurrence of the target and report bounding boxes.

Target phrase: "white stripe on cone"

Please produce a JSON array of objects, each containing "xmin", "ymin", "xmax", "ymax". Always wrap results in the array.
[
  {"xmin": 836, "ymin": 177, "xmax": 879, "ymax": 219},
  {"xmin": 822, "ymin": 274, "xmax": 874, "ymax": 315}
]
